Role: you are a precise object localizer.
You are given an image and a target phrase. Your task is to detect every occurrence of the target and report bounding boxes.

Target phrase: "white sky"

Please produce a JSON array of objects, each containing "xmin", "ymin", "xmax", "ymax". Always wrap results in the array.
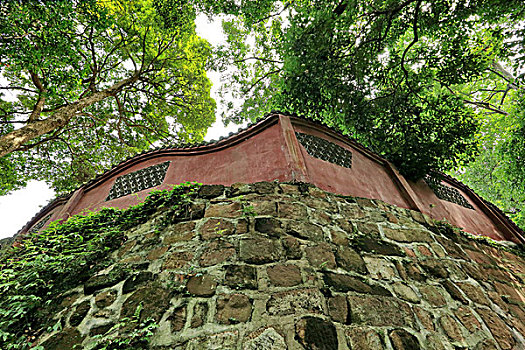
[{"xmin": 0, "ymin": 15, "xmax": 247, "ymax": 239}]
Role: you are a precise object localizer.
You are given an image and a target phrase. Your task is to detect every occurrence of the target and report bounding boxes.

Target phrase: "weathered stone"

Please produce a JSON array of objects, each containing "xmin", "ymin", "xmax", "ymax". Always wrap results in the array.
[
  {"xmin": 417, "ymin": 245, "xmax": 433, "ymax": 257},
  {"xmin": 229, "ymin": 182, "xmax": 252, "ymax": 196},
  {"xmin": 205, "ymin": 201, "xmax": 242, "ymax": 218},
  {"xmin": 191, "ymin": 302, "xmax": 208, "ymax": 328},
  {"xmin": 146, "ymin": 246, "xmax": 168, "ymax": 260},
  {"xmin": 356, "ymin": 222, "xmax": 380, "ymax": 236},
  {"xmin": 383, "ymin": 227, "xmax": 434, "ymax": 243},
  {"xmin": 364, "ymin": 256, "xmax": 398, "ymax": 279},
  {"xmin": 186, "ymin": 274, "xmax": 217, "ymax": 297},
  {"xmin": 339, "ymin": 202, "xmax": 365, "ymax": 219},
  {"xmin": 476, "ymin": 307, "xmax": 516, "ymax": 350},
  {"xmin": 164, "ymin": 221, "xmax": 195, "ymax": 244},
  {"xmin": 169, "ymin": 305, "xmax": 187, "ymax": 332},
  {"xmin": 95, "ymin": 290, "xmax": 117, "ymax": 308},
  {"xmin": 40, "ymin": 328, "xmax": 84, "ymax": 350},
  {"xmin": 216, "ymin": 294, "xmax": 252, "ymax": 324},
  {"xmin": 187, "ymin": 330, "xmax": 239, "ymax": 349},
  {"xmin": 198, "ymin": 184, "xmax": 224, "ymax": 198},
  {"xmin": 239, "ymin": 237, "xmax": 282, "ymax": 264},
  {"xmin": 267, "ymin": 264, "xmax": 302, "ymax": 287},
  {"xmin": 306, "ymin": 243, "xmax": 337, "ymax": 269},
  {"xmin": 267, "ymin": 288, "xmax": 325, "ymax": 315},
  {"xmin": 120, "ymin": 284, "xmax": 171, "ymax": 323},
  {"xmin": 435, "ymin": 237, "xmax": 466, "ymax": 259},
  {"xmin": 454, "ymin": 306, "xmax": 482, "ymax": 333},
  {"xmin": 201, "ymin": 218, "xmax": 235, "ymax": 240},
  {"xmin": 389, "ymin": 329, "xmax": 421, "ymax": 350},
  {"xmin": 492, "ymin": 280, "xmax": 525, "ymax": 305},
  {"xmin": 244, "ymin": 327, "xmax": 287, "ymax": 350},
  {"xmin": 163, "ymin": 251, "xmax": 194, "ymax": 269},
  {"xmin": 323, "ymin": 272, "xmax": 391, "ymax": 296},
  {"xmin": 278, "ymin": 201, "xmax": 307, "ymax": 220},
  {"xmin": 420, "ymin": 285, "xmax": 447, "ymax": 307},
  {"xmin": 84, "ymin": 266, "xmax": 128, "ymax": 295},
  {"xmin": 255, "ymin": 217, "xmax": 282, "ymax": 235},
  {"xmin": 396, "ymin": 261, "xmax": 426, "ymax": 282},
  {"xmin": 474, "ymin": 339, "xmax": 499, "ymax": 350},
  {"xmin": 199, "ymin": 240, "xmax": 235, "ymax": 267},
  {"xmin": 414, "ymin": 306, "xmax": 434, "ymax": 331},
  {"xmin": 282, "ymin": 235, "xmax": 302, "ymax": 259},
  {"xmin": 295, "ymin": 317, "xmax": 338, "ymax": 350},
  {"xmin": 174, "ymin": 202, "xmax": 205, "ymax": 222},
  {"xmin": 348, "ymin": 295, "xmax": 415, "ymax": 327},
  {"xmin": 419, "ymin": 259, "xmax": 449, "ymax": 279},
  {"xmin": 236, "ymin": 218, "xmax": 249, "ymax": 234},
  {"xmin": 439, "ymin": 315, "xmax": 465, "ymax": 342},
  {"xmin": 253, "ymin": 181, "xmax": 276, "ymax": 194},
  {"xmin": 456, "ymin": 282, "xmax": 490, "ymax": 305},
  {"xmin": 346, "ymin": 328, "xmax": 384, "ymax": 349},
  {"xmin": 122, "ymin": 271, "xmax": 155, "ymax": 294},
  {"xmin": 224, "ymin": 264, "xmax": 258, "ymax": 289},
  {"xmin": 287, "ymin": 221, "xmax": 324, "ymax": 241},
  {"xmin": 392, "ymin": 282, "xmax": 420, "ymax": 303},
  {"xmin": 250, "ymin": 201, "xmax": 277, "ymax": 216},
  {"xmin": 69, "ymin": 300, "xmax": 90, "ymax": 327},
  {"xmin": 330, "ymin": 230, "xmax": 350, "ymax": 246},
  {"xmin": 335, "ymin": 246, "xmax": 367, "ymax": 274},
  {"xmin": 442, "ymin": 280, "xmax": 469, "ymax": 305},
  {"xmin": 328, "ymin": 294, "xmax": 348, "ymax": 323},
  {"xmin": 279, "ymin": 183, "xmax": 300, "ymax": 194},
  {"xmin": 353, "ymin": 236, "xmax": 404, "ymax": 256}
]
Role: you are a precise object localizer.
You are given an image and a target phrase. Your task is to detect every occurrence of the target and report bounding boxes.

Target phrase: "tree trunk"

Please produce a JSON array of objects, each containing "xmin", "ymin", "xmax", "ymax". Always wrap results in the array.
[{"xmin": 0, "ymin": 75, "xmax": 138, "ymax": 158}]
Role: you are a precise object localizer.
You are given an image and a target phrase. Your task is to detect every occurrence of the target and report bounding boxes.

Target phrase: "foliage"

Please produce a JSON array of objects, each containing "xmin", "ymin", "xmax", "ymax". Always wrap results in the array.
[
  {"xmin": 0, "ymin": 0, "xmax": 215, "ymax": 194},
  {"xmin": 0, "ymin": 181, "xmax": 200, "ymax": 349},
  {"xmin": 206, "ymin": 0, "xmax": 525, "ymax": 181},
  {"xmin": 92, "ymin": 303, "xmax": 158, "ymax": 350}
]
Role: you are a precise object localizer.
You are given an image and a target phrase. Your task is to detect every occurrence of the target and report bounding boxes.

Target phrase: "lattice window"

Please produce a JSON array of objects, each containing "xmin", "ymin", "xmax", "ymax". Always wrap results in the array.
[
  {"xmin": 106, "ymin": 161, "xmax": 170, "ymax": 201},
  {"xmin": 29, "ymin": 213, "xmax": 53, "ymax": 233},
  {"xmin": 425, "ymin": 175, "xmax": 474, "ymax": 210},
  {"xmin": 295, "ymin": 132, "xmax": 352, "ymax": 168}
]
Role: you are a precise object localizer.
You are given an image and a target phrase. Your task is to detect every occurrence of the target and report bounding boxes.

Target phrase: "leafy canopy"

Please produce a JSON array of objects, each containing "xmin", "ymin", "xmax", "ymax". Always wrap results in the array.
[{"xmin": 0, "ymin": 0, "xmax": 215, "ymax": 194}]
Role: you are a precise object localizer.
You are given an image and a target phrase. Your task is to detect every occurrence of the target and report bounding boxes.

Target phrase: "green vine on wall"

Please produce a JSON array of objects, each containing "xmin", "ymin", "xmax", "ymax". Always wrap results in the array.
[{"xmin": 0, "ymin": 182, "xmax": 201, "ymax": 349}]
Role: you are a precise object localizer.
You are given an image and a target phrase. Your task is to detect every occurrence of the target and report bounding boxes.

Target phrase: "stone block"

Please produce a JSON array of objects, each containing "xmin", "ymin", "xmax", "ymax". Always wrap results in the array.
[
  {"xmin": 282, "ymin": 235, "xmax": 302, "ymax": 259},
  {"xmin": 454, "ymin": 306, "xmax": 482, "ymax": 333},
  {"xmin": 120, "ymin": 284, "xmax": 171, "ymax": 323},
  {"xmin": 163, "ymin": 251, "xmax": 194, "ymax": 270},
  {"xmin": 328, "ymin": 294, "xmax": 348, "ymax": 323},
  {"xmin": 201, "ymin": 218, "xmax": 235, "ymax": 240},
  {"xmin": 389, "ymin": 329, "xmax": 421, "ymax": 350},
  {"xmin": 363, "ymin": 256, "xmax": 398, "ymax": 279},
  {"xmin": 420, "ymin": 285, "xmax": 448, "ymax": 307},
  {"xmin": 335, "ymin": 246, "xmax": 367, "ymax": 274},
  {"xmin": 392, "ymin": 282, "xmax": 420, "ymax": 303},
  {"xmin": 439, "ymin": 315, "xmax": 465, "ymax": 342},
  {"xmin": 295, "ymin": 317, "xmax": 338, "ymax": 350},
  {"xmin": 205, "ymin": 202, "xmax": 242, "ymax": 218},
  {"xmin": 353, "ymin": 236, "xmax": 404, "ymax": 256},
  {"xmin": 95, "ymin": 290, "xmax": 117, "ymax": 308},
  {"xmin": 84, "ymin": 266, "xmax": 128, "ymax": 295},
  {"xmin": 250, "ymin": 201, "xmax": 277, "ymax": 216},
  {"xmin": 244, "ymin": 328, "xmax": 287, "ymax": 350},
  {"xmin": 255, "ymin": 217, "xmax": 282, "ymax": 235},
  {"xmin": 239, "ymin": 237, "xmax": 282, "ymax": 264},
  {"xmin": 419, "ymin": 259, "xmax": 449, "ymax": 279},
  {"xmin": 348, "ymin": 295, "xmax": 415, "ymax": 327},
  {"xmin": 198, "ymin": 184, "xmax": 224, "ymax": 198},
  {"xmin": 476, "ymin": 307, "xmax": 516, "ymax": 350},
  {"xmin": 163, "ymin": 221, "xmax": 195, "ymax": 244},
  {"xmin": 186, "ymin": 274, "xmax": 217, "ymax": 297},
  {"xmin": 287, "ymin": 221, "xmax": 324, "ymax": 242},
  {"xmin": 199, "ymin": 240, "xmax": 235, "ymax": 267},
  {"xmin": 414, "ymin": 306, "xmax": 434, "ymax": 331},
  {"xmin": 224, "ymin": 264, "xmax": 258, "ymax": 290},
  {"xmin": 383, "ymin": 227, "xmax": 434, "ymax": 243},
  {"xmin": 146, "ymin": 246, "xmax": 168, "ymax": 260},
  {"xmin": 69, "ymin": 300, "xmax": 90, "ymax": 327},
  {"xmin": 345, "ymin": 328, "xmax": 385, "ymax": 350},
  {"xmin": 267, "ymin": 288, "xmax": 325, "ymax": 316},
  {"xmin": 323, "ymin": 272, "xmax": 391, "ymax": 296},
  {"xmin": 216, "ymin": 294, "xmax": 252, "ymax": 324},
  {"xmin": 40, "ymin": 328, "xmax": 84, "ymax": 350},
  {"xmin": 305, "ymin": 243, "xmax": 337, "ymax": 269},
  {"xmin": 456, "ymin": 282, "xmax": 490, "ymax": 305},
  {"xmin": 278, "ymin": 201, "xmax": 307, "ymax": 220},
  {"xmin": 122, "ymin": 271, "xmax": 155, "ymax": 294},
  {"xmin": 267, "ymin": 264, "xmax": 302, "ymax": 287},
  {"xmin": 169, "ymin": 305, "xmax": 186, "ymax": 332},
  {"xmin": 442, "ymin": 280, "xmax": 469, "ymax": 305}
]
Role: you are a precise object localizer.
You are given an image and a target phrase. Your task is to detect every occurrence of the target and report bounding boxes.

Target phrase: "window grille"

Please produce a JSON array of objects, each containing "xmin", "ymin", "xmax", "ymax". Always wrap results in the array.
[
  {"xmin": 425, "ymin": 175, "xmax": 474, "ymax": 210},
  {"xmin": 295, "ymin": 132, "xmax": 352, "ymax": 168},
  {"xmin": 106, "ymin": 161, "xmax": 170, "ymax": 201}
]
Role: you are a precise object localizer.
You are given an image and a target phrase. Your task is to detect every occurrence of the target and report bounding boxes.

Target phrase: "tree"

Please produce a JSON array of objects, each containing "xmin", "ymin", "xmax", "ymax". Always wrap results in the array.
[
  {"xmin": 207, "ymin": 0, "xmax": 524, "ymax": 179},
  {"xmin": 0, "ymin": 0, "xmax": 215, "ymax": 194}
]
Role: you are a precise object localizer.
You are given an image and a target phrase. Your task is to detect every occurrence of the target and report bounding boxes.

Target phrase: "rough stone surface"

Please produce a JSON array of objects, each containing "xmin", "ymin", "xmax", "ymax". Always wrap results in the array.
[{"xmin": 28, "ymin": 182, "xmax": 525, "ymax": 350}]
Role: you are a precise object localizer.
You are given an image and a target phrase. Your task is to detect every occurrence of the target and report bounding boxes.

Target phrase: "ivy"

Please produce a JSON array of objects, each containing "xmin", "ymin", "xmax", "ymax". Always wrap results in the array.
[{"xmin": 0, "ymin": 182, "xmax": 200, "ymax": 349}]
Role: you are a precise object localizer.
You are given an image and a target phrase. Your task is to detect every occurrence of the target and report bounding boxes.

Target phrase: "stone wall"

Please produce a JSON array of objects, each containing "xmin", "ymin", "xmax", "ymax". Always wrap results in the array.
[{"xmin": 35, "ymin": 182, "xmax": 525, "ymax": 349}]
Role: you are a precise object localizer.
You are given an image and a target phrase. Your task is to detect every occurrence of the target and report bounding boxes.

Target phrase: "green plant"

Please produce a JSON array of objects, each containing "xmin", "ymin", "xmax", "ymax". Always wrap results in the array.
[
  {"xmin": 91, "ymin": 303, "xmax": 158, "ymax": 350},
  {"xmin": 0, "ymin": 182, "xmax": 201, "ymax": 349}
]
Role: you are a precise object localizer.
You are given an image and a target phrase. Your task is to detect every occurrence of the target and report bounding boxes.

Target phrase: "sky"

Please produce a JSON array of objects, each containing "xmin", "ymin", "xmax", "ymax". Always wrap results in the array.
[{"xmin": 0, "ymin": 15, "xmax": 247, "ymax": 239}]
